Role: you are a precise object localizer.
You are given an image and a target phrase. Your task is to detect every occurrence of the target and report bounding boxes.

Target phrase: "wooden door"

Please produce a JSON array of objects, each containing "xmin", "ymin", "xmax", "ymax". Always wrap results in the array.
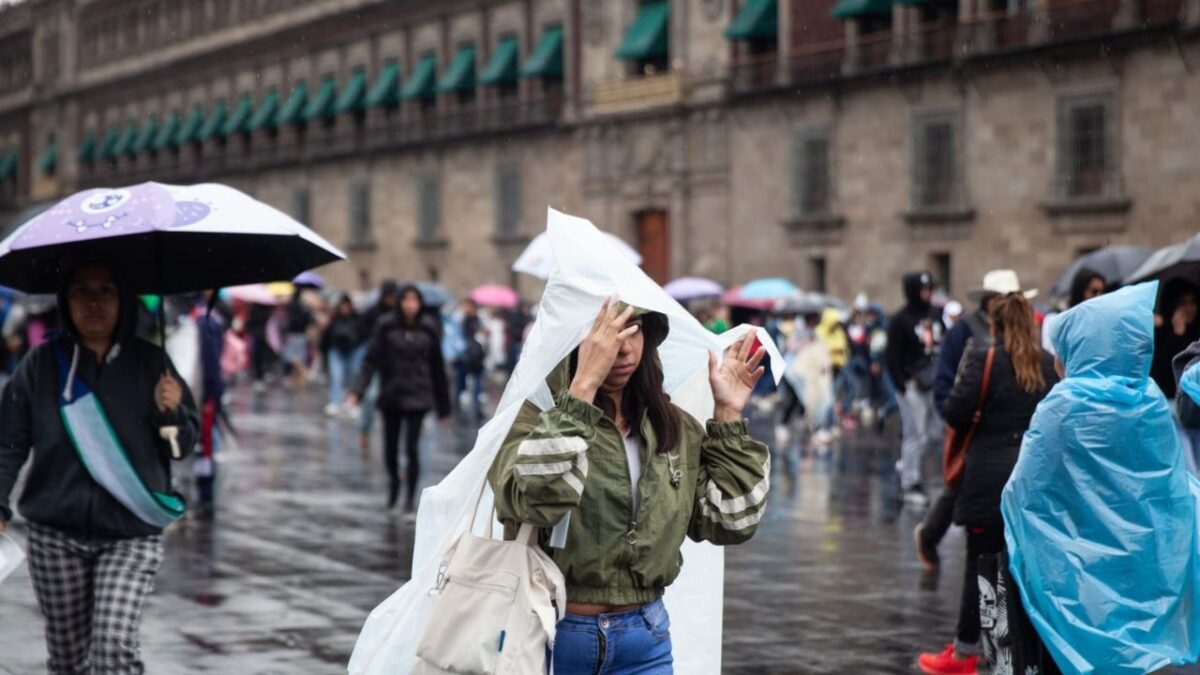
[{"xmin": 636, "ymin": 210, "xmax": 670, "ymax": 284}]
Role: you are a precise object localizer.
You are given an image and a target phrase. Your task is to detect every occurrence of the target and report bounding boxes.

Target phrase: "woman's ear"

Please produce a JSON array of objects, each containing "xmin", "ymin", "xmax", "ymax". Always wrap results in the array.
[{"xmin": 1054, "ymin": 357, "xmax": 1065, "ymax": 378}]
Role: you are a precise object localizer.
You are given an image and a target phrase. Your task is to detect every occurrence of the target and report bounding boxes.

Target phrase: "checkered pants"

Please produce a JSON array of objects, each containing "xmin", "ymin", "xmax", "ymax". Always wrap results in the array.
[{"xmin": 26, "ymin": 524, "xmax": 164, "ymax": 675}]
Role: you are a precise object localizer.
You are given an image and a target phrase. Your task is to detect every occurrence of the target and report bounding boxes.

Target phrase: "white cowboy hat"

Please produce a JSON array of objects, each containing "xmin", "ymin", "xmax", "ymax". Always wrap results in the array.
[{"xmin": 967, "ymin": 269, "xmax": 1039, "ymax": 301}]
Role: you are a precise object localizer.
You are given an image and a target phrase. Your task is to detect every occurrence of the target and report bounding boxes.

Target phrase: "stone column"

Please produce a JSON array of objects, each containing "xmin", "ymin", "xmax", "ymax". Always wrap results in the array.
[
  {"xmin": 841, "ymin": 18, "xmax": 862, "ymax": 74},
  {"xmin": 1029, "ymin": 0, "xmax": 1051, "ymax": 43},
  {"xmin": 889, "ymin": 4, "xmax": 912, "ymax": 66},
  {"xmin": 776, "ymin": 0, "xmax": 793, "ymax": 86},
  {"xmin": 1186, "ymin": 0, "xmax": 1200, "ymax": 25},
  {"xmin": 1113, "ymin": 0, "xmax": 1141, "ymax": 28}
]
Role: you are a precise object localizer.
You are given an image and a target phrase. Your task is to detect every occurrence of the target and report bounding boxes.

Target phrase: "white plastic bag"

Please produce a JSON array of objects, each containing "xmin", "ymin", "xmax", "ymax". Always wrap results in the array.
[
  {"xmin": 348, "ymin": 208, "xmax": 782, "ymax": 675},
  {"xmin": 0, "ymin": 533, "xmax": 26, "ymax": 584}
]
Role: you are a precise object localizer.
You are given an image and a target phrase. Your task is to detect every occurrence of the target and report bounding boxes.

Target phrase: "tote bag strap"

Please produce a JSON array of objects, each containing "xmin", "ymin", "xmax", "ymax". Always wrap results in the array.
[{"xmin": 972, "ymin": 346, "xmax": 997, "ymax": 424}]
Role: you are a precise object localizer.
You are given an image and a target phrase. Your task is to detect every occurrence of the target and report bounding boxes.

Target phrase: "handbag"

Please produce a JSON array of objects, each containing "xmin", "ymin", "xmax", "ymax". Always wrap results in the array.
[
  {"xmin": 978, "ymin": 550, "xmax": 1062, "ymax": 675},
  {"xmin": 942, "ymin": 346, "xmax": 995, "ymax": 487},
  {"xmin": 413, "ymin": 488, "xmax": 567, "ymax": 675}
]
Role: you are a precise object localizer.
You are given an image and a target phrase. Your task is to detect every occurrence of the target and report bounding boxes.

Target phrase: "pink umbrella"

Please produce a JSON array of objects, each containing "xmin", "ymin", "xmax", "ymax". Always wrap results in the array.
[
  {"xmin": 723, "ymin": 285, "xmax": 775, "ymax": 310},
  {"xmin": 225, "ymin": 284, "xmax": 282, "ymax": 306},
  {"xmin": 470, "ymin": 284, "xmax": 519, "ymax": 309}
]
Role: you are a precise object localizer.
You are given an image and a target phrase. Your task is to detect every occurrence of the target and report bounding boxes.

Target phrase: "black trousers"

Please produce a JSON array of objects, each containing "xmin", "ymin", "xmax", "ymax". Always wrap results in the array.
[
  {"xmin": 923, "ymin": 486, "xmax": 960, "ymax": 544},
  {"xmin": 382, "ymin": 410, "xmax": 426, "ymax": 509},
  {"xmin": 957, "ymin": 523, "xmax": 1006, "ymax": 650}
]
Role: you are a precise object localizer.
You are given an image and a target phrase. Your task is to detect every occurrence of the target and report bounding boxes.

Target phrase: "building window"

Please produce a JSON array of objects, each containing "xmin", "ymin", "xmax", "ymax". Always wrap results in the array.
[
  {"xmin": 291, "ymin": 187, "xmax": 310, "ymax": 228},
  {"xmin": 929, "ymin": 252, "xmax": 952, "ymax": 295},
  {"xmin": 495, "ymin": 160, "xmax": 522, "ymax": 239},
  {"xmin": 349, "ymin": 180, "xmax": 372, "ymax": 248},
  {"xmin": 911, "ymin": 112, "xmax": 962, "ymax": 210},
  {"xmin": 1056, "ymin": 92, "xmax": 1117, "ymax": 200},
  {"xmin": 792, "ymin": 128, "xmax": 832, "ymax": 217},
  {"xmin": 418, "ymin": 172, "xmax": 441, "ymax": 242},
  {"xmin": 810, "ymin": 256, "xmax": 828, "ymax": 294}
]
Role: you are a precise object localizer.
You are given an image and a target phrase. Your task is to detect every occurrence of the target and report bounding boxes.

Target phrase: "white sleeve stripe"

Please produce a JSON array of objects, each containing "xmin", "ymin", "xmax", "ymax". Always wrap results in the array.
[
  {"xmin": 562, "ymin": 471, "xmax": 584, "ymax": 496},
  {"xmin": 704, "ymin": 457, "xmax": 771, "ymax": 514},
  {"xmin": 698, "ymin": 499, "xmax": 765, "ymax": 530},
  {"xmin": 517, "ymin": 436, "xmax": 588, "ymax": 457},
  {"xmin": 515, "ymin": 461, "xmax": 574, "ymax": 476}
]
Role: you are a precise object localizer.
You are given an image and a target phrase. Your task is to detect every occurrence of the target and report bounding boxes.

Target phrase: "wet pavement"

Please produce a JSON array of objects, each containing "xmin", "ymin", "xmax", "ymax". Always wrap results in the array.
[{"xmin": 0, "ymin": 383, "xmax": 1193, "ymax": 674}]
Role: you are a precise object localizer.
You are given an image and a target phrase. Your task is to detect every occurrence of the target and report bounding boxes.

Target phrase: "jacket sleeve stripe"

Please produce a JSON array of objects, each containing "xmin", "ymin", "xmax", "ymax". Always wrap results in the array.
[
  {"xmin": 704, "ymin": 457, "xmax": 771, "ymax": 514},
  {"xmin": 516, "ymin": 460, "xmax": 575, "ymax": 476},
  {"xmin": 517, "ymin": 436, "xmax": 588, "ymax": 457},
  {"xmin": 697, "ymin": 499, "xmax": 766, "ymax": 530}
]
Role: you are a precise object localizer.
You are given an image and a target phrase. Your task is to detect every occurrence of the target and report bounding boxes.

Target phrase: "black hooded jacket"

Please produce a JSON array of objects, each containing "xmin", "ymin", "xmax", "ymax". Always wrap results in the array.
[
  {"xmin": 885, "ymin": 272, "xmax": 940, "ymax": 391},
  {"xmin": 352, "ymin": 287, "xmax": 451, "ymax": 416},
  {"xmin": 0, "ymin": 269, "xmax": 199, "ymax": 539}
]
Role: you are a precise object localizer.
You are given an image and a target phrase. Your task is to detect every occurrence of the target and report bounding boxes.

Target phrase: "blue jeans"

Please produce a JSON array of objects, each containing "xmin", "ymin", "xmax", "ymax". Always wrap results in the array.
[
  {"xmin": 553, "ymin": 598, "xmax": 673, "ymax": 674},
  {"xmin": 327, "ymin": 347, "xmax": 364, "ymax": 407}
]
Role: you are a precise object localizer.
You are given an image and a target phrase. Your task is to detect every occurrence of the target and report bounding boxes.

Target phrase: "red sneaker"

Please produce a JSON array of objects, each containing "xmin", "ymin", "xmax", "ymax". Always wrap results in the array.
[{"xmin": 918, "ymin": 644, "xmax": 978, "ymax": 675}]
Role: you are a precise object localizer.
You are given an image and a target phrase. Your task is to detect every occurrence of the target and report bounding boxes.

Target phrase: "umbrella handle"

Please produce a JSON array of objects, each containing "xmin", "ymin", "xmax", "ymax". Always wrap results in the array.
[{"xmin": 159, "ymin": 425, "xmax": 182, "ymax": 460}]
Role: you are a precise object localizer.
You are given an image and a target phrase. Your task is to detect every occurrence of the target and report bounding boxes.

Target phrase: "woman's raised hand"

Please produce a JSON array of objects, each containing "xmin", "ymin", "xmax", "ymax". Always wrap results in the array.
[
  {"xmin": 569, "ymin": 299, "xmax": 639, "ymax": 402},
  {"xmin": 709, "ymin": 333, "xmax": 767, "ymax": 422}
]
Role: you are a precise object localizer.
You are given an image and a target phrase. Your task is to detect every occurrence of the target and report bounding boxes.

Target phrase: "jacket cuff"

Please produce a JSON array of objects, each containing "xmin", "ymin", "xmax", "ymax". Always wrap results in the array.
[
  {"xmin": 706, "ymin": 419, "xmax": 750, "ymax": 439},
  {"xmin": 553, "ymin": 389, "xmax": 605, "ymax": 427}
]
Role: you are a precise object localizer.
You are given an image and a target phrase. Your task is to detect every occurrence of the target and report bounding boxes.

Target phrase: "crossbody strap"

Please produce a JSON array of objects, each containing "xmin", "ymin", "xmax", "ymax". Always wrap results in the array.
[{"xmin": 970, "ymin": 346, "xmax": 997, "ymax": 425}]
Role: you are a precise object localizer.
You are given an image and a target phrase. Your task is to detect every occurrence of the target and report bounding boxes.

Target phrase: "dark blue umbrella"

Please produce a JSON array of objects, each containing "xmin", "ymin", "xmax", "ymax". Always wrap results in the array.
[{"xmin": 1050, "ymin": 246, "xmax": 1152, "ymax": 299}]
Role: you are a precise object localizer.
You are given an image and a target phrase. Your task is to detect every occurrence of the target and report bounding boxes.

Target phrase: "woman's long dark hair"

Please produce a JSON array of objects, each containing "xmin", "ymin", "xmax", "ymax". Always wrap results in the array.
[
  {"xmin": 570, "ymin": 312, "xmax": 680, "ymax": 455},
  {"xmin": 396, "ymin": 284, "xmax": 425, "ymax": 326},
  {"xmin": 990, "ymin": 293, "xmax": 1045, "ymax": 393}
]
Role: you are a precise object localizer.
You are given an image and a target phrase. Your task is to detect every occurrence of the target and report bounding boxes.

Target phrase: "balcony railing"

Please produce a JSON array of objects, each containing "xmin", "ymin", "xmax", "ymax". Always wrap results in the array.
[
  {"xmin": 1048, "ymin": 0, "xmax": 1121, "ymax": 38},
  {"xmin": 78, "ymin": 95, "xmax": 565, "ymax": 186},
  {"xmin": 591, "ymin": 71, "xmax": 685, "ymax": 114}
]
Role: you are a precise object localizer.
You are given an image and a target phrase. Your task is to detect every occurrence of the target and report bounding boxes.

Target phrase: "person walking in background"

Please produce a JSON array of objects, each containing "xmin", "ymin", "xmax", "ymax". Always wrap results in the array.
[
  {"xmin": 282, "ymin": 290, "xmax": 314, "ymax": 389},
  {"xmin": 1151, "ymin": 279, "xmax": 1200, "ymax": 399},
  {"xmin": 321, "ymin": 294, "xmax": 365, "ymax": 418},
  {"xmin": 918, "ymin": 270, "xmax": 1033, "ymax": 571},
  {"xmin": 918, "ymin": 292, "xmax": 1058, "ymax": 675},
  {"xmin": 504, "ymin": 302, "xmax": 532, "ymax": 373},
  {"xmin": 355, "ymin": 280, "xmax": 399, "ymax": 451},
  {"xmin": 0, "ymin": 263, "xmax": 199, "ymax": 674},
  {"xmin": 194, "ymin": 292, "xmax": 227, "ymax": 520},
  {"xmin": 886, "ymin": 272, "xmax": 943, "ymax": 506},
  {"xmin": 451, "ymin": 299, "xmax": 486, "ymax": 420},
  {"xmin": 246, "ymin": 302, "xmax": 276, "ymax": 391},
  {"xmin": 348, "ymin": 285, "xmax": 451, "ymax": 518}
]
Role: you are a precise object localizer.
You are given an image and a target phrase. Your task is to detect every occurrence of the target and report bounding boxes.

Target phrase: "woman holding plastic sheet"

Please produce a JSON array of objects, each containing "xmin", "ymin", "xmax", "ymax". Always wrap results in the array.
[
  {"xmin": 0, "ymin": 263, "xmax": 199, "ymax": 674},
  {"xmin": 917, "ymin": 292, "xmax": 1057, "ymax": 675},
  {"xmin": 489, "ymin": 299, "xmax": 770, "ymax": 673}
]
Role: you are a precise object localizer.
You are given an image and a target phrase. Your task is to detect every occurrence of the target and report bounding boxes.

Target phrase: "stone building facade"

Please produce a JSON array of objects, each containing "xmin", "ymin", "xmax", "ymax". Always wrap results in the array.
[{"xmin": 1, "ymin": 0, "xmax": 1198, "ymax": 306}]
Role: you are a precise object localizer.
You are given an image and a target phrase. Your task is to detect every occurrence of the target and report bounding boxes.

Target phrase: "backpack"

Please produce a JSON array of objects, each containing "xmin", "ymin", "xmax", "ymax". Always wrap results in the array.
[{"xmin": 414, "ymin": 501, "xmax": 566, "ymax": 675}]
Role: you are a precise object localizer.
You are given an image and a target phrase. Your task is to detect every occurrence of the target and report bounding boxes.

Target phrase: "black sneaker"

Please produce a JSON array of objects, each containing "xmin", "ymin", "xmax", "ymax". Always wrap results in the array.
[{"xmin": 914, "ymin": 522, "xmax": 940, "ymax": 571}]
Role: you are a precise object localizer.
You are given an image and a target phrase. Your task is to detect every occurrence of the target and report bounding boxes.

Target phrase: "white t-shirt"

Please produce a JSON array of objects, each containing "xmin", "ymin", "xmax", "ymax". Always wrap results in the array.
[{"xmin": 623, "ymin": 435, "xmax": 643, "ymax": 513}]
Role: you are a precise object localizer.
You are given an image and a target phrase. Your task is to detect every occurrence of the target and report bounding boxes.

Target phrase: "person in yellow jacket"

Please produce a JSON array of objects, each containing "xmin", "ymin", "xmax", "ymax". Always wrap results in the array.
[{"xmin": 489, "ymin": 300, "xmax": 770, "ymax": 674}]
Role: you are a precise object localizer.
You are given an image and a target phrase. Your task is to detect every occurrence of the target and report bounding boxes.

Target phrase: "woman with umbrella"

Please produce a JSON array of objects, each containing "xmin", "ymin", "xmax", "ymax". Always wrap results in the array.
[
  {"xmin": 1152, "ymin": 279, "xmax": 1200, "ymax": 399},
  {"xmin": 348, "ymin": 285, "xmax": 451, "ymax": 517},
  {"xmin": 0, "ymin": 262, "xmax": 199, "ymax": 673}
]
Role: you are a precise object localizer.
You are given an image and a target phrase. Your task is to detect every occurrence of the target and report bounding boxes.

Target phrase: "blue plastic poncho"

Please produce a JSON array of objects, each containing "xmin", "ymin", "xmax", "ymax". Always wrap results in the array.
[{"xmin": 1002, "ymin": 281, "xmax": 1200, "ymax": 674}]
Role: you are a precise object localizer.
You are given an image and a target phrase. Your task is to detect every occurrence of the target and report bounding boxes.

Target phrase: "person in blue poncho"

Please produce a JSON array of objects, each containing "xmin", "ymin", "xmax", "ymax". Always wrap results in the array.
[{"xmin": 1002, "ymin": 281, "xmax": 1200, "ymax": 674}]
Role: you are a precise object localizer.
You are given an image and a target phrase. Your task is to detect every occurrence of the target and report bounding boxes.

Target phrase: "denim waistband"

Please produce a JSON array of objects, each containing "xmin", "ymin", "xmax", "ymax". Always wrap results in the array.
[{"xmin": 560, "ymin": 597, "xmax": 666, "ymax": 631}]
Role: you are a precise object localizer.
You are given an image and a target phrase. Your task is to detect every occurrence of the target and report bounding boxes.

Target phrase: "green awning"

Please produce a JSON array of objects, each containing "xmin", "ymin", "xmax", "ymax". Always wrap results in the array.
[
  {"xmin": 0, "ymin": 152, "xmax": 17, "ymax": 180},
  {"xmin": 247, "ymin": 89, "xmax": 279, "ymax": 131},
  {"xmin": 480, "ymin": 36, "xmax": 519, "ymax": 86},
  {"xmin": 77, "ymin": 132, "xmax": 96, "ymax": 163},
  {"xmin": 275, "ymin": 82, "xmax": 308, "ymax": 126},
  {"xmin": 39, "ymin": 141, "xmax": 57, "ymax": 174},
  {"xmin": 197, "ymin": 100, "xmax": 228, "ymax": 141},
  {"xmin": 129, "ymin": 116, "xmax": 159, "ymax": 154},
  {"xmin": 832, "ymin": 0, "xmax": 892, "ymax": 18},
  {"xmin": 97, "ymin": 128, "xmax": 120, "ymax": 159},
  {"xmin": 365, "ymin": 61, "xmax": 402, "ymax": 107},
  {"xmin": 110, "ymin": 123, "xmax": 139, "ymax": 157},
  {"xmin": 401, "ymin": 55, "xmax": 438, "ymax": 100},
  {"xmin": 175, "ymin": 106, "xmax": 205, "ymax": 145},
  {"xmin": 223, "ymin": 94, "xmax": 255, "ymax": 136},
  {"xmin": 521, "ymin": 26, "xmax": 564, "ymax": 78},
  {"xmin": 304, "ymin": 76, "xmax": 337, "ymax": 121},
  {"xmin": 335, "ymin": 70, "xmax": 368, "ymax": 113},
  {"xmin": 437, "ymin": 45, "xmax": 476, "ymax": 94},
  {"xmin": 615, "ymin": 1, "xmax": 669, "ymax": 60},
  {"xmin": 153, "ymin": 113, "xmax": 181, "ymax": 150},
  {"xmin": 726, "ymin": 0, "xmax": 777, "ymax": 39}
]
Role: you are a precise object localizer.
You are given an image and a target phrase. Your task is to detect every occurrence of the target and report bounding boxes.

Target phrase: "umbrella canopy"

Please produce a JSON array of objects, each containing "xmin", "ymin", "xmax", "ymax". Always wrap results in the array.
[
  {"xmin": 738, "ymin": 277, "xmax": 800, "ymax": 300},
  {"xmin": 1050, "ymin": 245, "xmax": 1153, "ymax": 300},
  {"xmin": 0, "ymin": 182, "xmax": 344, "ymax": 294},
  {"xmin": 292, "ymin": 270, "xmax": 326, "ymax": 288},
  {"xmin": 722, "ymin": 285, "xmax": 775, "ymax": 310},
  {"xmin": 225, "ymin": 284, "xmax": 284, "ymax": 306},
  {"xmin": 513, "ymin": 231, "xmax": 642, "ymax": 279},
  {"xmin": 775, "ymin": 291, "xmax": 837, "ymax": 316},
  {"xmin": 664, "ymin": 276, "xmax": 724, "ymax": 302},
  {"xmin": 1126, "ymin": 235, "xmax": 1200, "ymax": 287},
  {"xmin": 469, "ymin": 284, "xmax": 519, "ymax": 309}
]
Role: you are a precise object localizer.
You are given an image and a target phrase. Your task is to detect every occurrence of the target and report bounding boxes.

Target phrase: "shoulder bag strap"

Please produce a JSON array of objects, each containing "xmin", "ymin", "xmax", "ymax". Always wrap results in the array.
[{"xmin": 971, "ymin": 346, "xmax": 997, "ymax": 425}]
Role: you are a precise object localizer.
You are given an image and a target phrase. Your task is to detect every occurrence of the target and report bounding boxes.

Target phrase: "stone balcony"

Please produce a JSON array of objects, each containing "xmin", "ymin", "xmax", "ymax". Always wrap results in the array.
[{"xmin": 590, "ymin": 71, "xmax": 685, "ymax": 116}]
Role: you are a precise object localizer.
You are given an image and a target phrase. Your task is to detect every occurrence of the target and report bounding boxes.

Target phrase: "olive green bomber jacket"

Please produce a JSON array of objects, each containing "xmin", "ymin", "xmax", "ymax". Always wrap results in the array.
[{"xmin": 487, "ymin": 363, "xmax": 770, "ymax": 606}]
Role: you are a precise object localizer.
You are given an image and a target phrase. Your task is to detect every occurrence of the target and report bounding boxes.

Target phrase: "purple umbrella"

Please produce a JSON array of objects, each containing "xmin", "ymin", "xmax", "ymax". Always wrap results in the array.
[
  {"xmin": 664, "ymin": 276, "xmax": 724, "ymax": 301},
  {"xmin": 292, "ymin": 270, "xmax": 325, "ymax": 288},
  {"xmin": 0, "ymin": 182, "xmax": 344, "ymax": 294}
]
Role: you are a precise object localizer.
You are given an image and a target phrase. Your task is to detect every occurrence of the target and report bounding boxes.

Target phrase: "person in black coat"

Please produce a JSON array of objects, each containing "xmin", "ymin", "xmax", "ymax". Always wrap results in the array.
[
  {"xmin": 918, "ymin": 292, "xmax": 1058, "ymax": 673},
  {"xmin": 320, "ymin": 294, "xmax": 365, "ymax": 417},
  {"xmin": 348, "ymin": 285, "xmax": 451, "ymax": 515}
]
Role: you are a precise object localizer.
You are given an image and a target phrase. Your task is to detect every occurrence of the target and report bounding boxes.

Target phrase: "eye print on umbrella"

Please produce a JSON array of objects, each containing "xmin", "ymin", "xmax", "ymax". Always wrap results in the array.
[{"xmin": 170, "ymin": 200, "xmax": 212, "ymax": 228}]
